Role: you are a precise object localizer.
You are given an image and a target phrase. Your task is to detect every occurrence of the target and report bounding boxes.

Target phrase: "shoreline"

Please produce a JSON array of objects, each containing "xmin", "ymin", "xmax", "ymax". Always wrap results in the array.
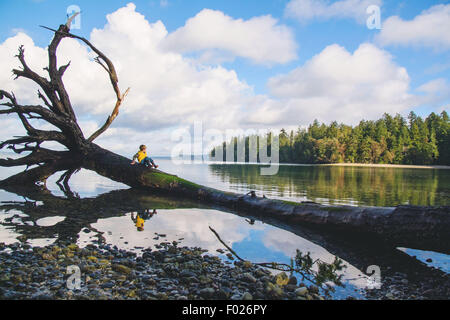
[
  {"xmin": 4, "ymin": 151, "xmax": 447, "ymax": 170},
  {"xmin": 319, "ymin": 163, "xmax": 450, "ymax": 170},
  {"xmin": 161, "ymin": 158, "xmax": 450, "ymax": 170}
]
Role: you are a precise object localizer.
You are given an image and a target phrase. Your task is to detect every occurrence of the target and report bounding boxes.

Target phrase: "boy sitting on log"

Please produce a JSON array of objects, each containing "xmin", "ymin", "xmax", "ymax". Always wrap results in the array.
[{"xmin": 131, "ymin": 144, "xmax": 158, "ymax": 168}]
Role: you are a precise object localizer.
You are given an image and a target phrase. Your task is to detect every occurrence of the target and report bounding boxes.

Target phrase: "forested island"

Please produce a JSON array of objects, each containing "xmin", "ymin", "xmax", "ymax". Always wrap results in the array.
[{"xmin": 212, "ymin": 111, "xmax": 449, "ymax": 165}]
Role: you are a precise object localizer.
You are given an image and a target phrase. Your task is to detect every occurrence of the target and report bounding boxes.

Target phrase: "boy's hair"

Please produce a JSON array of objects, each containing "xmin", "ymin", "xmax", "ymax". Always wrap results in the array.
[{"xmin": 139, "ymin": 145, "xmax": 146, "ymax": 151}]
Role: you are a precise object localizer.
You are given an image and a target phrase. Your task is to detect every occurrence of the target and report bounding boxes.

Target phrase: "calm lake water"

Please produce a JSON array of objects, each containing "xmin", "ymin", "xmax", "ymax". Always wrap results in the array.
[
  {"xmin": 0, "ymin": 158, "xmax": 449, "ymax": 299},
  {"xmin": 203, "ymin": 162, "xmax": 450, "ymax": 207}
]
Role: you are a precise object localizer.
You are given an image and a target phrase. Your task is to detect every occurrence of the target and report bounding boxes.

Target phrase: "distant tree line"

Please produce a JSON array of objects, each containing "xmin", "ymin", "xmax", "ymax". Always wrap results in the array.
[{"xmin": 211, "ymin": 111, "xmax": 450, "ymax": 165}]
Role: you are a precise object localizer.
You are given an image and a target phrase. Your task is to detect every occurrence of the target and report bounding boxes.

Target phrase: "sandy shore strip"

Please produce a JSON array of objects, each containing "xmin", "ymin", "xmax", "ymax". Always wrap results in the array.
[
  {"xmin": 321, "ymin": 163, "xmax": 450, "ymax": 170},
  {"xmin": 204, "ymin": 160, "xmax": 450, "ymax": 170}
]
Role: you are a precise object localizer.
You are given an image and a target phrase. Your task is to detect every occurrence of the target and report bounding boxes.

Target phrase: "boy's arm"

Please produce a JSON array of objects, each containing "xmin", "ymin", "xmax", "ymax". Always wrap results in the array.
[{"xmin": 131, "ymin": 152, "xmax": 138, "ymax": 164}]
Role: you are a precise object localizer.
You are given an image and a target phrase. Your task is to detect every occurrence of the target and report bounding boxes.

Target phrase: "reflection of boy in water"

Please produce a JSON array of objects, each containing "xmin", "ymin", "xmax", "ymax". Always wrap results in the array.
[
  {"xmin": 140, "ymin": 209, "xmax": 157, "ymax": 220},
  {"xmin": 131, "ymin": 209, "xmax": 157, "ymax": 231},
  {"xmin": 245, "ymin": 218, "xmax": 255, "ymax": 225}
]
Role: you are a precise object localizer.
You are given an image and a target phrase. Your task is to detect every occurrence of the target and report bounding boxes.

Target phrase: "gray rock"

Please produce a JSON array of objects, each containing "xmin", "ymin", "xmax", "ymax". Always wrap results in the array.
[
  {"xmin": 309, "ymin": 285, "xmax": 319, "ymax": 294},
  {"xmin": 241, "ymin": 292, "xmax": 253, "ymax": 300},
  {"xmin": 199, "ymin": 287, "xmax": 215, "ymax": 298},
  {"xmin": 385, "ymin": 292, "xmax": 395, "ymax": 300},
  {"xmin": 101, "ymin": 281, "xmax": 115, "ymax": 289},
  {"xmin": 295, "ymin": 287, "xmax": 308, "ymax": 296},
  {"xmin": 180, "ymin": 270, "xmax": 197, "ymax": 278},
  {"xmin": 241, "ymin": 273, "xmax": 257, "ymax": 283},
  {"xmin": 288, "ymin": 276, "xmax": 297, "ymax": 285}
]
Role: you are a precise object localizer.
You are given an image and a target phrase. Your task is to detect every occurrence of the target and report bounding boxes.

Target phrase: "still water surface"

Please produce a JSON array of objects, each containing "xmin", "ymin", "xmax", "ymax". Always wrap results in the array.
[{"xmin": 0, "ymin": 159, "xmax": 448, "ymax": 299}]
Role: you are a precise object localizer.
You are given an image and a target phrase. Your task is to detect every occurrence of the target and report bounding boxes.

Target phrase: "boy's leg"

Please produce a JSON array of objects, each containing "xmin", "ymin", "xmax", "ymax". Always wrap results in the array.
[
  {"xmin": 140, "ymin": 157, "xmax": 157, "ymax": 168},
  {"xmin": 149, "ymin": 157, "xmax": 158, "ymax": 168},
  {"xmin": 141, "ymin": 158, "xmax": 151, "ymax": 167},
  {"xmin": 148, "ymin": 157, "xmax": 157, "ymax": 167}
]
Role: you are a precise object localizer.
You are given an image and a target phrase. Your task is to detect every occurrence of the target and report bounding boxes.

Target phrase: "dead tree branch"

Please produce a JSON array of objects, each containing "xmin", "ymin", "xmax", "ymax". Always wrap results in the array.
[
  {"xmin": 0, "ymin": 14, "xmax": 130, "ymax": 186},
  {"xmin": 39, "ymin": 24, "xmax": 130, "ymax": 143}
]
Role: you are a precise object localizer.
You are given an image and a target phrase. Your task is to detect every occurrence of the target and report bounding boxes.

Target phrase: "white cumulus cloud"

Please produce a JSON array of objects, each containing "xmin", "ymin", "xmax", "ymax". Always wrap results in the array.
[
  {"xmin": 377, "ymin": 4, "xmax": 450, "ymax": 50},
  {"xmin": 0, "ymin": 3, "xmax": 255, "ymax": 156},
  {"xmin": 416, "ymin": 78, "xmax": 450, "ymax": 107},
  {"xmin": 162, "ymin": 9, "xmax": 298, "ymax": 65},
  {"xmin": 285, "ymin": 0, "xmax": 382, "ymax": 24},
  {"xmin": 260, "ymin": 43, "xmax": 414, "ymax": 126}
]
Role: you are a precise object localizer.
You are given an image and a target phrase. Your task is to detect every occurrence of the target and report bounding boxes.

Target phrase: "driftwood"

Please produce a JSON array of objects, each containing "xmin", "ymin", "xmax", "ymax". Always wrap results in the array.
[{"xmin": 0, "ymin": 17, "xmax": 449, "ymax": 255}]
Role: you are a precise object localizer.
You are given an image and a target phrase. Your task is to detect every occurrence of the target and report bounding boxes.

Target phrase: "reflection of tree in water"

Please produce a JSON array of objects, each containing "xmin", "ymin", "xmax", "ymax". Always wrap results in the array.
[
  {"xmin": 0, "ymin": 186, "xmax": 201, "ymax": 243},
  {"xmin": 208, "ymin": 164, "xmax": 449, "ymax": 206}
]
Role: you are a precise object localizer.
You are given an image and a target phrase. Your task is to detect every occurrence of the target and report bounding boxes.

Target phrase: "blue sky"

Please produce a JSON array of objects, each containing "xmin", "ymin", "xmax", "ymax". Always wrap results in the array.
[
  {"xmin": 0, "ymin": 0, "xmax": 449, "ymax": 155},
  {"xmin": 1, "ymin": 1, "xmax": 448, "ymax": 98}
]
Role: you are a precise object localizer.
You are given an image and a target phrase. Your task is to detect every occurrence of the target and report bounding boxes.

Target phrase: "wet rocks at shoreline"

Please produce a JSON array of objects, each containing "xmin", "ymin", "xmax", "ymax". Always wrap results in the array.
[
  {"xmin": 364, "ymin": 270, "xmax": 450, "ymax": 300},
  {"xmin": 0, "ymin": 241, "xmax": 324, "ymax": 300}
]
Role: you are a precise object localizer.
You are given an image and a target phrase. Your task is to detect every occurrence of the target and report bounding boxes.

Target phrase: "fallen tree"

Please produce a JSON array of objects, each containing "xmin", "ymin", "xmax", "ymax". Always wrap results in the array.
[{"xmin": 0, "ymin": 18, "xmax": 449, "ymax": 254}]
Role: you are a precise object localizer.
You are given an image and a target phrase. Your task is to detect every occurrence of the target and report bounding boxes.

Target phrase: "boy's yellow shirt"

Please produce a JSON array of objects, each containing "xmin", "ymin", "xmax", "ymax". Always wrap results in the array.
[
  {"xmin": 135, "ymin": 215, "xmax": 144, "ymax": 228},
  {"xmin": 137, "ymin": 150, "xmax": 147, "ymax": 162}
]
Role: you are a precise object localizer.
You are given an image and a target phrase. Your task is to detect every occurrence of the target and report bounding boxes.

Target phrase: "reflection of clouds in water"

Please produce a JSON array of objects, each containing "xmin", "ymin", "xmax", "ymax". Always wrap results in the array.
[
  {"xmin": 46, "ymin": 169, "xmax": 128, "ymax": 197},
  {"xmin": 0, "ymin": 212, "xmax": 58, "ymax": 246},
  {"xmin": 0, "ymin": 190, "xmax": 28, "ymax": 203},
  {"xmin": 88, "ymin": 209, "xmax": 262, "ymax": 253},
  {"xmin": 36, "ymin": 216, "xmax": 66, "ymax": 227},
  {"xmin": 0, "ymin": 223, "xmax": 56, "ymax": 247},
  {"xmin": 262, "ymin": 227, "xmax": 325, "ymax": 258},
  {"xmin": 88, "ymin": 207, "xmax": 369, "ymax": 289},
  {"xmin": 77, "ymin": 228, "xmax": 98, "ymax": 247},
  {"xmin": 261, "ymin": 228, "xmax": 369, "ymax": 289},
  {"xmin": 0, "ymin": 211, "xmax": 28, "ymax": 223},
  {"xmin": 0, "ymin": 224, "xmax": 21, "ymax": 245},
  {"xmin": 27, "ymin": 238, "xmax": 58, "ymax": 247},
  {"xmin": 0, "ymin": 166, "xmax": 127, "ymax": 200},
  {"xmin": 0, "ymin": 161, "xmax": 25, "ymax": 180},
  {"xmin": 398, "ymin": 247, "xmax": 450, "ymax": 274}
]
